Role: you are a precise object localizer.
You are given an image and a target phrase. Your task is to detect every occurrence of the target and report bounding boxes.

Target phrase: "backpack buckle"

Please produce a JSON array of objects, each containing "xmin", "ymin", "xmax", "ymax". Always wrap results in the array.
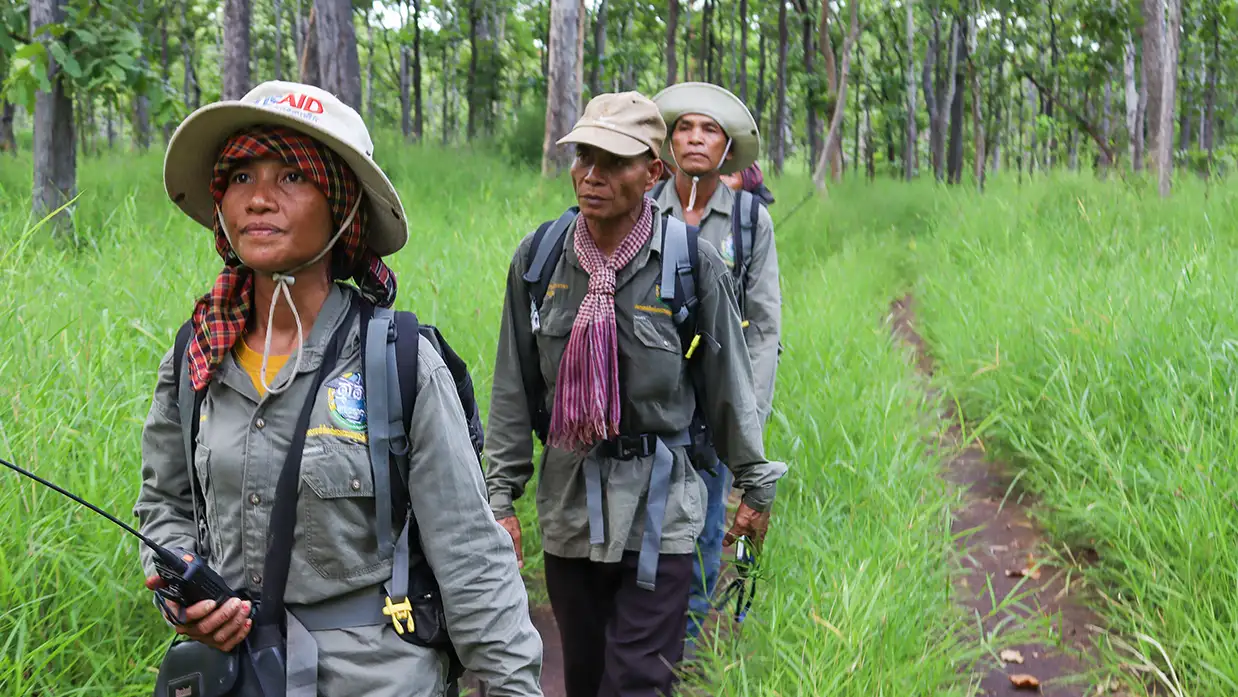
[{"xmin": 383, "ymin": 596, "xmax": 415, "ymax": 635}]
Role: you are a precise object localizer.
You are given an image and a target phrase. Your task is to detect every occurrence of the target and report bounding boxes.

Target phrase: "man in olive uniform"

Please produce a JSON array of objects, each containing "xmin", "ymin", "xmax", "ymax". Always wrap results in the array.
[
  {"xmin": 650, "ymin": 82, "xmax": 782, "ymax": 655},
  {"xmin": 484, "ymin": 92, "xmax": 786, "ymax": 697}
]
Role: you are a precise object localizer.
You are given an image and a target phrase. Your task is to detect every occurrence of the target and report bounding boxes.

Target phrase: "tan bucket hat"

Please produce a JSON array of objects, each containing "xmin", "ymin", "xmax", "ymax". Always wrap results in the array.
[
  {"xmin": 163, "ymin": 80, "xmax": 407, "ymax": 257},
  {"xmin": 652, "ymin": 82, "xmax": 760, "ymax": 175},
  {"xmin": 556, "ymin": 92, "xmax": 667, "ymax": 159}
]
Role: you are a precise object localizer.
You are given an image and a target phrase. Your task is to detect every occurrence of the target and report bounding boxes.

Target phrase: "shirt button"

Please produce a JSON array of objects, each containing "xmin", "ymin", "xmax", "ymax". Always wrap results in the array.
[
  {"xmin": 255, "ymin": 417, "xmax": 266, "ymax": 429},
  {"xmin": 249, "ymin": 493, "xmax": 261, "ymax": 505},
  {"xmin": 251, "ymin": 572, "xmax": 262, "ymax": 585},
  {"xmin": 350, "ymin": 478, "xmax": 362, "ymax": 491}
]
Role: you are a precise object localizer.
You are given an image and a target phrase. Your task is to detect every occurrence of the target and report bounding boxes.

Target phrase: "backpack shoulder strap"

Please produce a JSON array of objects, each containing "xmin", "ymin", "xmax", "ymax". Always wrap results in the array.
[
  {"xmin": 733, "ymin": 190, "xmax": 757, "ymax": 279},
  {"xmin": 650, "ymin": 178, "xmax": 669, "ymax": 201},
  {"xmin": 658, "ymin": 212, "xmax": 701, "ymax": 352},
  {"xmin": 360, "ymin": 302, "xmax": 406, "ymax": 559},
  {"xmin": 172, "ymin": 319, "xmax": 208, "ymax": 553},
  {"xmin": 523, "ymin": 206, "xmax": 579, "ymax": 311}
]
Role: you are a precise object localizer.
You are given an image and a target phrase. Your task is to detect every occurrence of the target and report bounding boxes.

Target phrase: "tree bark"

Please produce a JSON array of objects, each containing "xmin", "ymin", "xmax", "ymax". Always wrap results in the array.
[
  {"xmin": 543, "ymin": 0, "xmax": 584, "ymax": 176},
  {"xmin": 274, "ymin": 0, "xmax": 284, "ymax": 80},
  {"xmin": 223, "ymin": 0, "xmax": 251, "ymax": 100},
  {"xmin": 400, "ymin": 1, "xmax": 412, "ymax": 140},
  {"xmin": 314, "ymin": 0, "xmax": 362, "ymax": 111},
  {"xmin": 1202, "ymin": 14, "xmax": 1217, "ymax": 152},
  {"xmin": 1142, "ymin": 0, "xmax": 1165, "ymax": 172},
  {"xmin": 30, "ymin": 0, "xmax": 76, "ymax": 235},
  {"xmin": 1124, "ymin": 34, "xmax": 1139, "ymax": 167},
  {"xmin": 818, "ymin": 0, "xmax": 841, "ymax": 178},
  {"xmin": 738, "ymin": 0, "xmax": 748, "ymax": 103},
  {"xmin": 755, "ymin": 28, "xmax": 767, "ymax": 131},
  {"xmin": 413, "ymin": 0, "xmax": 423, "ymax": 140},
  {"xmin": 293, "ymin": 0, "xmax": 303, "ymax": 72},
  {"xmin": 946, "ymin": 17, "xmax": 966, "ymax": 185},
  {"xmin": 1024, "ymin": 72, "xmax": 1118, "ymax": 165},
  {"xmin": 802, "ymin": 0, "xmax": 821, "ymax": 169},
  {"xmin": 928, "ymin": 18, "xmax": 959, "ymax": 182},
  {"xmin": 590, "ymin": 0, "xmax": 607, "ymax": 96},
  {"xmin": 0, "ymin": 101, "xmax": 15, "ymax": 154},
  {"xmin": 299, "ymin": 5, "xmax": 320, "ymax": 85},
  {"xmin": 904, "ymin": 0, "xmax": 917, "ymax": 180},
  {"xmin": 1177, "ymin": 0, "xmax": 1191, "ymax": 152},
  {"xmin": 853, "ymin": 36, "xmax": 862, "ymax": 176},
  {"xmin": 1158, "ymin": 0, "xmax": 1180, "ymax": 197},
  {"xmin": 1101, "ymin": 78, "xmax": 1113, "ymax": 172},
  {"xmin": 666, "ymin": 0, "xmax": 679, "ymax": 86},
  {"xmin": 973, "ymin": 59, "xmax": 985, "ymax": 187},
  {"xmin": 365, "ymin": 8, "xmax": 376, "ymax": 118},
  {"xmin": 773, "ymin": 0, "xmax": 788, "ymax": 175},
  {"xmin": 815, "ymin": 0, "xmax": 859, "ymax": 191}
]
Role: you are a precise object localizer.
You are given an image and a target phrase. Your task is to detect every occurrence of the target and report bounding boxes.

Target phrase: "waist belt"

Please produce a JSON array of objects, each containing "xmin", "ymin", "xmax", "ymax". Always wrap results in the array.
[
  {"xmin": 281, "ymin": 582, "xmax": 394, "ymax": 697},
  {"xmin": 586, "ymin": 429, "xmax": 692, "ymax": 592}
]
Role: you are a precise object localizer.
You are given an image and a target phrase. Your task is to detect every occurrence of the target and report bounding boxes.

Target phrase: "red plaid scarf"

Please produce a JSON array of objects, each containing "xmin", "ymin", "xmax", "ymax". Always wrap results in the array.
[
  {"xmin": 548, "ymin": 199, "xmax": 655, "ymax": 452},
  {"xmin": 186, "ymin": 125, "xmax": 397, "ymax": 391}
]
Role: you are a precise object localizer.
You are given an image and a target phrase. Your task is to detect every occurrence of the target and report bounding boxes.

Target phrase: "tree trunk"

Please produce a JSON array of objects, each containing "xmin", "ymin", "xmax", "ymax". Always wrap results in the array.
[
  {"xmin": 803, "ymin": 1, "xmax": 821, "ymax": 169},
  {"xmin": 1124, "ymin": 34, "xmax": 1139, "ymax": 167},
  {"xmin": 299, "ymin": 5, "xmax": 320, "ymax": 85},
  {"xmin": 413, "ymin": 0, "xmax": 423, "ymax": 140},
  {"xmin": 1158, "ymin": 0, "xmax": 1180, "ymax": 197},
  {"xmin": 315, "ymin": 0, "xmax": 362, "ymax": 110},
  {"xmin": 106, "ymin": 96, "xmax": 115, "ymax": 149},
  {"xmin": 904, "ymin": 0, "xmax": 917, "ymax": 180},
  {"xmin": 31, "ymin": 0, "xmax": 76, "ymax": 236},
  {"xmin": 543, "ymin": 0, "xmax": 584, "ymax": 176},
  {"xmin": 0, "ymin": 101, "xmax": 15, "ymax": 154},
  {"xmin": 815, "ymin": 0, "xmax": 859, "ymax": 191},
  {"xmin": 442, "ymin": 39, "xmax": 452, "ymax": 145},
  {"xmin": 973, "ymin": 59, "xmax": 985, "ymax": 187},
  {"xmin": 223, "ymin": 0, "xmax": 251, "ymax": 100},
  {"xmin": 400, "ymin": 1, "xmax": 412, "ymax": 140},
  {"xmin": 818, "ymin": 0, "xmax": 841, "ymax": 178},
  {"xmin": 365, "ymin": 8, "xmax": 376, "ymax": 118},
  {"xmin": 1202, "ymin": 14, "xmax": 1217, "ymax": 153},
  {"xmin": 293, "ymin": 0, "xmax": 303, "ymax": 75},
  {"xmin": 773, "ymin": 0, "xmax": 788, "ymax": 175},
  {"xmin": 738, "ymin": 0, "xmax": 748, "ymax": 102},
  {"xmin": 590, "ymin": 0, "xmax": 607, "ymax": 96},
  {"xmin": 666, "ymin": 0, "xmax": 679, "ymax": 86},
  {"xmin": 1101, "ymin": 78, "xmax": 1113, "ymax": 172},
  {"xmin": 946, "ymin": 18, "xmax": 966, "ymax": 185},
  {"xmin": 273, "ymin": 0, "xmax": 284, "ymax": 80},
  {"xmin": 1177, "ymin": 0, "xmax": 1191, "ymax": 152},
  {"xmin": 755, "ymin": 29, "xmax": 767, "ymax": 131},
  {"xmin": 932, "ymin": 19, "xmax": 959, "ymax": 182},
  {"xmin": 1142, "ymin": 0, "xmax": 1165, "ymax": 172}
]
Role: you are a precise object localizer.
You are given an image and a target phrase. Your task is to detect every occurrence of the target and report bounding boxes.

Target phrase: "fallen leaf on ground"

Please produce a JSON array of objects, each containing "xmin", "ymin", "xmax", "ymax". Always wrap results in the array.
[
  {"xmin": 1006, "ymin": 567, "xmax": 1043, "ymax": 580},
  {"xmin": 989, "ymin": 545, "xmax": 1010, "ymax": 555},
  {"xmin": 1010, "ymin": 674, "xmax": 1041, "ymax": 690},
  {"xmin": 1000, "ymin": 649, "xmax": 1025, "ymax": 664}
]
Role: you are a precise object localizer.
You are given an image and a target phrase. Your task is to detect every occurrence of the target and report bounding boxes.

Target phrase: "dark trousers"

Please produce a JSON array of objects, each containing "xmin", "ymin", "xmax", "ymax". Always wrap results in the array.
[{"xmin": 544, "ymin": 551, "xmax": 694, "ymax": 697}]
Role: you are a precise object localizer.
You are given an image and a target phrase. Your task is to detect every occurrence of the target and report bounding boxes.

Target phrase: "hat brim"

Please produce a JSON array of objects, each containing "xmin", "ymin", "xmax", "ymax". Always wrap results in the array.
[
  {"xmin": 652, "ymin": 83, "xmax": 760, "ymax": 175},
  {"xmin": 164, "ymin": 102, "xmax": 408, "ymax": 257},
  {"xmin": 556, "ymin": 126, "xmax": 652, "ymax": 158}
]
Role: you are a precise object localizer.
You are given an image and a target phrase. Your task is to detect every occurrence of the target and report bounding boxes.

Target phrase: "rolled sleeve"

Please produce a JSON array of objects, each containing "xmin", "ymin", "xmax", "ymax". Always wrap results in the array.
[
  {"xmin": 742, "ymin": 205, "xmax": 783, "ymax": 426},
  {"xmin": 483, "ymin": 243, "xmax": 540, "ymax": 519},
  {"xmin": 407, "ymin": 340, "xmax": 543, "ymax": 695},
  {"xmin": 133, "ymin": 346, "xmax": 199, "ymax": 579}
]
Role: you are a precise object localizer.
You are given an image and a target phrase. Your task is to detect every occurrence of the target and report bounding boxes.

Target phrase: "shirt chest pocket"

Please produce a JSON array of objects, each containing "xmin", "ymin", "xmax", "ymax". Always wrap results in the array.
[
  {"xmin": 626, "ymin": 313, "xmax": 685, "ymax": 402},
  {"xmin": 298, "ymin": 443, "xmax": 386, "ymax": 581},
  {"xmin": 534, "ymin": 307, "xmax": 576, "ymax": 385}
]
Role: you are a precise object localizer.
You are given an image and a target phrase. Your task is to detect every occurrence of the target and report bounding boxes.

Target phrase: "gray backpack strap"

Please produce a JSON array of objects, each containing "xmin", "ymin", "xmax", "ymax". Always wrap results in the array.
[
  {"xmin": 364, "ymin": 307, "xmax": 400, "ymax": 558},
  {"xmin": 649, "ymin": 178, "xmax": 668, "ymax": 202},
  {"xmin": 659, "ymin": 213, "xmax": 696, "ymax": 327},
  {"xmin": 523, "ymin": 207, "xmax": 580, "ymax": 310},
  {"xmin": 733, "ymin": 190, "xmax": 757, "ymax": 310}
]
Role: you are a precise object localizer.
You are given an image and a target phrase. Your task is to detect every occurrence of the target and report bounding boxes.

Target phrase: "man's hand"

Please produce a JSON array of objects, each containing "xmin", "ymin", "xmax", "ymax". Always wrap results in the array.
[
  {"xmin": 723, "ymin": 501, "xmax": 772, "ymax": 550},
  {"xmin": 497, "ymin": 516, "xmax": 524, "ymax": 569},
  {"xmin": 145, "ymin": 575, "xmax": 252, "ymax": 652}
]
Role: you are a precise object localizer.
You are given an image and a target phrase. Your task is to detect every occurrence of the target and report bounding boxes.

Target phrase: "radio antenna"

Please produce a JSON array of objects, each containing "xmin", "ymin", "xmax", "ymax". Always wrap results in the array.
[{"xmin": 1, "ymin": 456, "xmax": 164, "ymax": 552}]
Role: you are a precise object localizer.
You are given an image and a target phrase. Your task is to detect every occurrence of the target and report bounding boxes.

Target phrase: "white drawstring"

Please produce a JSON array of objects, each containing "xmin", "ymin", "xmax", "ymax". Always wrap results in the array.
[
  {"xmin": 216, "ymin": 193, "xmax": 363, "ymax": 395},
  {"xmin": 670, "ymin": 136, "xmax": 733, "ymax": 212}
]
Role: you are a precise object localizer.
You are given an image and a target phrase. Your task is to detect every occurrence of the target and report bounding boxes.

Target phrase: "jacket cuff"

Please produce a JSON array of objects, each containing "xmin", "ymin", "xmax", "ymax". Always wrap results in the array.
[
  {"xmin": 741, "ymin": 483, "xmax": 777, "ymax": 513},
  {"xmin": 489, "ymin": 492, "xmax": 516, "ymax": 520}
]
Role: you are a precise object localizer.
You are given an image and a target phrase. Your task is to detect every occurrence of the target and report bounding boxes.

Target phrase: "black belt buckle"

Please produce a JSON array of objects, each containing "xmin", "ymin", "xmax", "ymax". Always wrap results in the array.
[{"xmin": 611, "ymin": 433, "xmax": 657, "ymax": 460}]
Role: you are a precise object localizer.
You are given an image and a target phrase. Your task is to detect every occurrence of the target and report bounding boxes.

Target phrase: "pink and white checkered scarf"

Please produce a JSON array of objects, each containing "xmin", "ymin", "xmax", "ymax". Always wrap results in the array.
[{"xmin": 548, "ymin": 199, "xmax": 655, "ymax": 452}]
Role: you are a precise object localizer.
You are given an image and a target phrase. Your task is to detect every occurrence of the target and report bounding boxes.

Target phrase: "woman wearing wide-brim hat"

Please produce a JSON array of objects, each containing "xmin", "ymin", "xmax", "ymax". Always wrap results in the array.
[{"xmin": 133, "ymin": 80, "xmax": 543, "ymax": 697}]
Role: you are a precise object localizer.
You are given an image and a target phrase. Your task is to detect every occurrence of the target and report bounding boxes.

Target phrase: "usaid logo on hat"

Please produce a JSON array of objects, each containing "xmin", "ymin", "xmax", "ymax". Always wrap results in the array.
[{"xmin": 253, "ymin": 92, "xmax": 326, "ymax": 123}]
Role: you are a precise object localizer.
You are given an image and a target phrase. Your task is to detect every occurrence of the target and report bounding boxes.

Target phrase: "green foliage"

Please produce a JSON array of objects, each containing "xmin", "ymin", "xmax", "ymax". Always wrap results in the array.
[{"xmin": 498, "ymin": 94, "xmax": 547, "ymax": 168}]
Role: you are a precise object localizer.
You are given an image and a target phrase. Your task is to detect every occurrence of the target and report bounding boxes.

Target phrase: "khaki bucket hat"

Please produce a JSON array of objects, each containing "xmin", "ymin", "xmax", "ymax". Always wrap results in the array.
[
  {"xmin": 556, "ymin": 92, "xmax": 667, "ymax": 159},
  {"xmin": 652, "ymin": 82, "xmax": 760, "ymax": 175},
  {"xmin": 163, "ymin": 80, "xmax": 407, "ymax": 257}
]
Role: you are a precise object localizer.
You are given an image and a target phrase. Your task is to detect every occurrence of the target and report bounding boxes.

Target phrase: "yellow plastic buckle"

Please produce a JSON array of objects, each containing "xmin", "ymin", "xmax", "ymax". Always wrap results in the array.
[
  {"xmin": 383, "ymin": 596, "xmax": 415, "ymax": 635},
  {"xmin": 684, "ymin": 333, "xmax": 703, "ymax": 360},
  {"xmin": 741, "ymin": 320, "xmax": 750, "ymax": 328}
]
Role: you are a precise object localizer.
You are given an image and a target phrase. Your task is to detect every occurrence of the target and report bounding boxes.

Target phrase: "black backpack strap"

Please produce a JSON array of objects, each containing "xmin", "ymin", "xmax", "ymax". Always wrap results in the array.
[
  {"xmin": 732, "ymin": 190, "xmax": 758, "ymax": 314},
  {"xmin": 649, "ymin": 178, "xmax": 668, "ymax": 202},
  {"xmin": 172, "ymin": 319, "xmax": 209, "ymax": 556},
  {"xmin": 522, "ymin": 206, "xmax": 579, "ymax": 313}
]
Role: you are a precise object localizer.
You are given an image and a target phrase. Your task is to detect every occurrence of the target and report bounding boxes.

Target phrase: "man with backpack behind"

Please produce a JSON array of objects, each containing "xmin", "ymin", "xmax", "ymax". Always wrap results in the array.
[
  {"xmin": 649, "ymin": 82, "xmax": 783, "ymax": 661},
  {"xmin": 483, "ymin": 91, "xmax": 786, "ymax": 697}
]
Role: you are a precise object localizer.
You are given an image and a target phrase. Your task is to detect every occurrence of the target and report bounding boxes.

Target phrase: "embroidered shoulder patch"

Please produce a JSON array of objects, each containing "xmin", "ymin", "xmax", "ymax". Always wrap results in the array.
[
  {"xmin": 326, "ymin": 372, "xmax": 366, "ymax": 432},
  {"xmin": 720, "ymin": 235, "xmax": 736, "ymax": 267}
]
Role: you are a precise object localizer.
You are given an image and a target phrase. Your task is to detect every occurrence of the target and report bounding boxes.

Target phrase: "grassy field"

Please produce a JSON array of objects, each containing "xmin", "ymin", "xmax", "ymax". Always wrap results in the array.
[
  {"xmin": 912, "ymin": 172, "xmax": 1238, "ymax": 696},
  {"xmin": 0, "ymin": 143, "xmax": 979, "ymax": 695}
]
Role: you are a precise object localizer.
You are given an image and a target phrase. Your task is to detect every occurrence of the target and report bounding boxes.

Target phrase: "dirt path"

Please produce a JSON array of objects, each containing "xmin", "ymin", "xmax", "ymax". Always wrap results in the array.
[{"xmin": 889, "ymin": 295, "xmax": 1109, "ymax": 696}]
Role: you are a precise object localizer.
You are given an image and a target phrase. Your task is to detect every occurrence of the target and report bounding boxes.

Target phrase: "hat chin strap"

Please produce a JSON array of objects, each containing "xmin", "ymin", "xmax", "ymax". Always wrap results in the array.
[
  {"xmin": 670, "ymin": 137, "xmax": 733, "ymax": 212},
  {"xmin": 215, "ymin": 194, "xmax": 363, "ymax": 396}
]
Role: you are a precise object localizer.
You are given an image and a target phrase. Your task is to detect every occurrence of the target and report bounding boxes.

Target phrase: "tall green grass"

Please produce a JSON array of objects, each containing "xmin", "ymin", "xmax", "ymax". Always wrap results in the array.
[
  {"xmin": 0, "ymin": 142, "xmax": 972, "ymax": 694},
  {"xmin": 914, "ymin": 172, "xmax": 1238, "ymax": 696}
]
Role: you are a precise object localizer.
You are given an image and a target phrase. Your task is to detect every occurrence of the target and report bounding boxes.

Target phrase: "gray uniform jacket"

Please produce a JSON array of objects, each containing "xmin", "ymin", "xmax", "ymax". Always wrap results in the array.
[
  {"xmin": 654, "ymin": 182, "xmax": 782, "ymax": 425},
  {"xmin": 134, "ymin": 284, "xmax": 543, "ymax": 697},
  {"xmin": 484, "ymin": 211, "xmax": 788, "ymax": 563}
]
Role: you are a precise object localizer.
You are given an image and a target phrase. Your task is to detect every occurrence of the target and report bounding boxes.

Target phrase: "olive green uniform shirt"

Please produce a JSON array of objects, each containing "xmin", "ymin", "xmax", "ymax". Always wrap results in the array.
[
  {"xmin": 654, "ymin": 181, "xmax": 782, "ymax": 425},
  {"xmin": 134, "ymin": 284, "xmax": 543, "ymax": 697},
  {"xmin": 484, "ymin": 210, "xmax": 787, "ymax": 563}
]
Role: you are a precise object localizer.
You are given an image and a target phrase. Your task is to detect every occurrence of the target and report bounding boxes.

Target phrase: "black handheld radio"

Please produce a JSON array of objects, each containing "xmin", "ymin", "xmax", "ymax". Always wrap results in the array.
[{"xmin": 0, "ymin": 456, "xmax": 240, "ymax": 617}]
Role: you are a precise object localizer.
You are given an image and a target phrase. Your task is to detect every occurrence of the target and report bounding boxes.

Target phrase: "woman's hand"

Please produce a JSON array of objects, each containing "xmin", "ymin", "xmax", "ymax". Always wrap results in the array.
[
  {"xmin": 496, "ymin": 516, "xmax": 524, "ymax": 569},
  {"xmin": 145, "ymin": 575, "xmax": 253, "ymax": 652}
]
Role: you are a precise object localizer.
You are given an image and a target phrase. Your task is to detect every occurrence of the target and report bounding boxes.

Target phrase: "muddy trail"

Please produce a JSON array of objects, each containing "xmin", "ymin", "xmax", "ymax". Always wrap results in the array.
[{"xmin": 889, "ymin": 295, "xmax": 1112, "ymax": 697}]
